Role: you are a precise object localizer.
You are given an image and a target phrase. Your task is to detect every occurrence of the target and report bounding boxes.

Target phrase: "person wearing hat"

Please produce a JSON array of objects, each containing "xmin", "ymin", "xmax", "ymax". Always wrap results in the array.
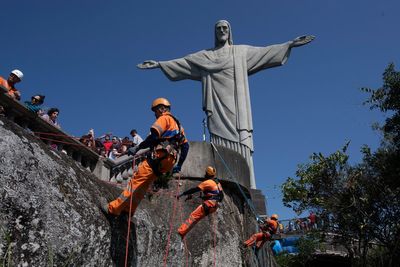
[
  {"xmin": 0, "ymin": 69, "xmax": 23, "ymax": 100},
  {"xmin": 243, "ymin": 214, "xmax": 279, "ymax": 249},
  {"xmin": 101, "ymin": 97, "xmax": 189, "ymax": 217},
  {"xmin": 24, "ymin": 94, "xmax": 45, "ymax": 115},
  {"xmin": 176, "ymin": 166, "xmax": 224, "ymax": 239}
]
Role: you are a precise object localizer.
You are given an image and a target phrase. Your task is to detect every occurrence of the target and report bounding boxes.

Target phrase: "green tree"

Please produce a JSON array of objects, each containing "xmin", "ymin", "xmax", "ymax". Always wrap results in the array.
[
  {"xmin": 274, "ymin": 237, "xmax": 319, "ymax": 267},
  {"xmin": 281, "ymin": 63, "xmax": 400, "ymax": 267}
]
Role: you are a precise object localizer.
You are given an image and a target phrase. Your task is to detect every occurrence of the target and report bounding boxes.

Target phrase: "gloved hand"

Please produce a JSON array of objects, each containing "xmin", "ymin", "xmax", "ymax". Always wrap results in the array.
[
  {"xmin": 172, "ymin": 165, "xmax": 182, "ymax": 174},
  {"xmin": 127, "ymin": 146, "xmax": 139, "ymax": 156},
  {"xmin": 185, "ymin": 194, "xmax": 193, "ymax": 201},
  {"xmin": 257, "ymin": 217, "xmax": 264, "ymax": 224}
]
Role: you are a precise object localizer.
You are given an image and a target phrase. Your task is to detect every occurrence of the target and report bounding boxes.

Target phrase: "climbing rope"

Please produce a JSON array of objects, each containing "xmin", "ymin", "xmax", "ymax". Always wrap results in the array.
[
  {"xmin": 124, "ymin": 157, "xmax": 136, "ymax": 267},
  {"xmin": 210, "ymin": 142, "xmax": 260, "ymax": 221},
  {"xmin": 33, "ymin": 131, "xmax": 80, "ymax": 138},
  {"xmin": 212, "ymin": 212, "xmax": 217, "ymax": 267},
  {"xmin": 34, "ymin": 136, "xmax": 86, "ymax": 147},
  {"xmin": 163, "ymin": 173, "xmax": 181, "ymax": 267},
  {"xmin": 177, "ymin": 197, "xmax": 189, "ymax": 267}
]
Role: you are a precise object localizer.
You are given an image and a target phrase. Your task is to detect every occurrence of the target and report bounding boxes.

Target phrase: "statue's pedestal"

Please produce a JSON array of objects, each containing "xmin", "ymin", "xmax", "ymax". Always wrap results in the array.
[
  {"xmin": 249, "ymin": 188, "xmax": 267, "ymax": 215},
  {"xmin": 181, "ymin": 141, "xmax": 266, "ymax": 214},
  {"xmin": 181, "ymin": 141, "xmax": 250, "ymax": 187}
]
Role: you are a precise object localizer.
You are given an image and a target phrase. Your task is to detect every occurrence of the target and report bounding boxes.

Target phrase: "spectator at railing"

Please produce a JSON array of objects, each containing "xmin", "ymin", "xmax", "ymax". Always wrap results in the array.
[
  {"xmin": 80, "ymin": 134, "xmax": 93, "ymax": 147},
  {"xmin": 108, "ymin": 136, "xmax": 122, "ymax": 160},
  {"xmin": 301, "ymin": 218, "xmax": 309, "ymax": 231},
  {"xmin": 24, "ymin": 94, "xmax": 45, "ymax": 115},
  {"xmin": 80, "ymin": 129, "xmax": 96, "ymax": 149},
  {"xmin": 295, "ymin": 218, "xmax": 302, "ymax": 231},
  {"xmin": 308, "ymin": 211, "xmax": 317, "ymax": 230},
  {"xmin": 102, "ymin": 135, "xmax": 113, "ymax": 156},
  {"xmin": 130, "ymin": 129, "xmax": 143, "ymax": 146},
  {"xmin": 0, "ymin": 69, "xmax": 23, "ymax": 101},
  {"xmin": 41, "ymin": 108, "xmax": 61, "ymax": 129},
  {"xmin": 120, "ymin": 136, "xmax": 132, "ymax": 154},
  {"xmin": 79, "ymin": 129, "xmax": 109, "ymax": 156},
  {"xmin": 95, "ymin": 139, "xmax": 105, "ymax": 155},
  {"xmin": 278, "ymin": 222, "xmax": 284, "ymax": 234},
  {"xmin": 288, "ymin": 220, "xmax": 294, "ymax": 232}
]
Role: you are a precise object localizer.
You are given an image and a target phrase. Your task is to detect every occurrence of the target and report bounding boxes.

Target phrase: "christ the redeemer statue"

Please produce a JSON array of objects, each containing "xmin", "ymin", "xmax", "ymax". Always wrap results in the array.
[{"xmin": 138, "ymin": 20, "xmax": 314, "ymax": 189}]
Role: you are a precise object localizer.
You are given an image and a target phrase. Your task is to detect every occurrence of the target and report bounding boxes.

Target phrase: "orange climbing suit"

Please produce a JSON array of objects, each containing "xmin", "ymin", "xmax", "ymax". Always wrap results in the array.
[
  {"xmin": 178, "ymin": 179, "xmax": 223, "ymax": 238},
  {"xmin": 108, "ymin": 112, "xmax": 187, "ymax": 216},
  {"xmin": 0, "ymin": 76, "xmax": 20, "ymax": 100},
  {"xmin": 244, "ymin": 218, "xmax": 278, "ymax": 249}
]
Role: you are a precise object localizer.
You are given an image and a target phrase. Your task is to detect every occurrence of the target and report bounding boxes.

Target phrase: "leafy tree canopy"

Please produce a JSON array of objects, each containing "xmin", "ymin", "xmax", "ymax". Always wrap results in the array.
[{"xmin": 281, "ymin": 63, "xmax": 400, "ymax": 267}]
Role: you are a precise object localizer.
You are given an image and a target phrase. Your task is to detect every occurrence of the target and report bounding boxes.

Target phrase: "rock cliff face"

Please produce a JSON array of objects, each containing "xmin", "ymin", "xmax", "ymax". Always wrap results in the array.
[{"xmin": 0, "ymin": 117, "xmax": 277, "ymax": 266}]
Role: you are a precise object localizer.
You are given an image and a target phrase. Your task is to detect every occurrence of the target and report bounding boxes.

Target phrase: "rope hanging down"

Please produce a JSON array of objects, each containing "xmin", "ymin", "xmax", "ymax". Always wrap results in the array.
[
  {"xmin": 163, "ymin": 173, "xmax": 181, "ymax": 267},
  {"xmin": 124, "ymin": 157, "xmax": 136, "ymax": 267},
  {"xmin": 210, "ymin": 142, "xmax": 260, "ymax": 221},
  {"xmin": 177, "ymin": 195, "xmax": 189, "ymax": 267}
]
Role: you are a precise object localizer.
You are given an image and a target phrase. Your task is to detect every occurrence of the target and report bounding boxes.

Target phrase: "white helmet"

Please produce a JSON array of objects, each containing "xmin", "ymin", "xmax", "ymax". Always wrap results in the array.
[{"xmin": 11, "ymin": 69, "xmax": 24, "ymax": 81}]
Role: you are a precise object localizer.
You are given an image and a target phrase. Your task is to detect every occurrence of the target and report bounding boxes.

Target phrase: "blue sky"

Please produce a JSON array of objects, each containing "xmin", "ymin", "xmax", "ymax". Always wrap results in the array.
[{"xmin": 1, "ymin": 0, "xmax": 399, "ymax": 220}]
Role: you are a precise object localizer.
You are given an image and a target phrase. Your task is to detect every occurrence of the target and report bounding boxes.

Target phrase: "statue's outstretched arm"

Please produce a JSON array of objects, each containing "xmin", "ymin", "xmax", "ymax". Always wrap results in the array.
[
  {"xmin": 289, "ymin": 35, "xmax": 315, "ymax": 48},
  {"xmin": 137, "ymin": 60, "xmax": 160, "ymax": 69}
]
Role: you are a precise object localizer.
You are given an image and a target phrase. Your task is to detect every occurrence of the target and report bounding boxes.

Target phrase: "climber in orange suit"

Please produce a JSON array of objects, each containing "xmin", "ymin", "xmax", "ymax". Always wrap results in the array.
[
  {"xmin": 243, "ymin": 214, "xmax": 279, "ymax": 249},
  {"xmin": 100, "ymin": 98, "xmax": 189, "ymax": 216},
  {"xmin": 176, "ymin": 166, "xmax": 224, "ymax": 239}
]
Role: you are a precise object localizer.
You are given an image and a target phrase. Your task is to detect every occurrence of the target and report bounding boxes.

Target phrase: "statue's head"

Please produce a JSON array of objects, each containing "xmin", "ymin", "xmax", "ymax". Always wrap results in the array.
[{"xmin": 214, "ymin": 20, "xmax": 233, "ymax": 47}]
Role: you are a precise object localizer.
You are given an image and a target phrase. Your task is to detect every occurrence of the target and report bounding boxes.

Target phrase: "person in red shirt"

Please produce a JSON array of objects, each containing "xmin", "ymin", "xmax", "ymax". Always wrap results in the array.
[
  {"xmin": 176, "ymin": 166, "xmax": 224, "ymax": 239},
  {"xmin": 244, "ymin": 214, "xmax": 279, "ymax": 249},
  {"xmin": 102, "ymin": 135, "xmax": 113, "ymax": 156},
  {"xmin": 101, "ymin": 98, "xmax": 189, "ymax": 216},
  {"xmin": 308, "ymin": 211, "xmax": 316, "ymax": 229},
  {"xmin": 0, "ymin": 69, "xmax": 23, "ymax": 100}
]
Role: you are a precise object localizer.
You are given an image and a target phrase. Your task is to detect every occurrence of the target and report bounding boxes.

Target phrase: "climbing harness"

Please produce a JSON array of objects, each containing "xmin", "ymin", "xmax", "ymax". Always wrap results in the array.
[{"xmin": 148, "ymin": 113, "xmax": 185, "ymax": 177}]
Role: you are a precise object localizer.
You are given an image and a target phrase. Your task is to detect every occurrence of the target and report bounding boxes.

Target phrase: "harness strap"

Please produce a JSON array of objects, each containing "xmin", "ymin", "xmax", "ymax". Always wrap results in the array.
[
  {"xmin": 149, "ymin": 114, "xmax": 184, "ymax": 176},
  {"xmin": 202, "ymin": 178, "xmax": 224, "ymax": 202},
  {"xmin": 202, "ymin": 202, "xmax": 211, "ymax": 216}
]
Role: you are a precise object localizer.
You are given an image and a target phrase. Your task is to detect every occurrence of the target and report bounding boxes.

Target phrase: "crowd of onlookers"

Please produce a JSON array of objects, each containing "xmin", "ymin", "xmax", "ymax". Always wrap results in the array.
[
  {"xmin": 1, "ymin": 69, "xmax": 144, "ymax": 160},
  {"xmin": 277, "ymin": 212, "xmax": 319, "ymax": 234},
  {"xmin": 79, "ymin": 129, "xmax": 143, "ymax": 160},
  {"xmin": 0, "ymin": 69, "xmax": 61, "ymax": 128}
]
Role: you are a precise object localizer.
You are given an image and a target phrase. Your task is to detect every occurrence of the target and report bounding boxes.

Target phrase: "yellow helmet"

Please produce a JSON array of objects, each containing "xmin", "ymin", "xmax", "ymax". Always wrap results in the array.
[
  {"xmin": 151, "ymin": 98, "xmax": 171, "ymax": 111},
  {"xmin": 271, "ymin": 214, "xmax": 279, "ymax": 220},
  {"xmin": 205, "ymin": 166, "xmax": 216, "ymax": 178}
]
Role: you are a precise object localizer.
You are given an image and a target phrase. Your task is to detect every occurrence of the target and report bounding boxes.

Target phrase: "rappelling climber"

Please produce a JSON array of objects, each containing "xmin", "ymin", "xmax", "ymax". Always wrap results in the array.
[
  {"xmin": 243, "ymin": 214, "xmax": 279, "ymax": 249},
  {"xmin": 100, "ymin": 97, "xmax": 189, "ymax": 216},
  {"xmin": 176, "ymin": 166, "xmax": 224, "ymax": 239}
]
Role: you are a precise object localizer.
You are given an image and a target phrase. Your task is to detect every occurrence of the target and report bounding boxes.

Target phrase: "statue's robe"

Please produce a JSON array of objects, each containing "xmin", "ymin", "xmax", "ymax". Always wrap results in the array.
[{"xmin": 159, "ymin": 42, "xmax": 291, "ymax": 187}]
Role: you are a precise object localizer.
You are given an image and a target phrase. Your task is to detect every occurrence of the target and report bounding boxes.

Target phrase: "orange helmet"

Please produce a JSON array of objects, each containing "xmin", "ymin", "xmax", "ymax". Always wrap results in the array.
[
  {"xmin": 151, "ymin": 98, "xmax": 171, "ymax": 111},
  {"xmin": 205, "ymin": 166, "xmax": 216, "ymax": 178},
  {"xmin": 271, "ymin": 214, "xmax": 279, "ymax": 220}
]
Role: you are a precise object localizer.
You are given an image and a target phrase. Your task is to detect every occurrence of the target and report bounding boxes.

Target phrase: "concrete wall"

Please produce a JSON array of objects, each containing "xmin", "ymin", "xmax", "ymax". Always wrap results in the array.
[
  {"xmin": 181, "ymin": 141, "xmax": 267, "ymax": 215},
  {"xmin": 181, "ymin": 141, "xmax": 251, "ymax": 188}
]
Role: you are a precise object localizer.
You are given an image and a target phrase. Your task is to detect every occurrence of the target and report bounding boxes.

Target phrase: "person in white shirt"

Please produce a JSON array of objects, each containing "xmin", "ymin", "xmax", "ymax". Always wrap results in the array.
[{"xmin": 130, "ymin": 129, "xmax": 143, "ymax": 146}]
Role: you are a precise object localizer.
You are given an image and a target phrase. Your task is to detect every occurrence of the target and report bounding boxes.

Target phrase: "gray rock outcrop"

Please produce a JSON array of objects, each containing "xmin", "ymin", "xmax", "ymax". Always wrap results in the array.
[{"xmin": 0, "ymin": 117, "xmax": 277, "ymax": 266}]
